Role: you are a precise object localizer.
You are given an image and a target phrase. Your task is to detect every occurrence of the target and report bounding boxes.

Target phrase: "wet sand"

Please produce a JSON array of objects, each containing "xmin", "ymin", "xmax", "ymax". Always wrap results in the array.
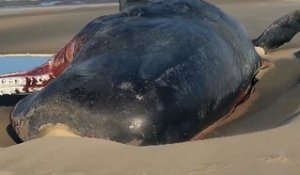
[
  {"xmin": 0, "ymin": 0, "xmax": 117, "ymax": 8},
  {"xmin": 0, "ymin": 3, "xmax": 118, "ymax": 54},
  {"xmin": 0, "ymin": 1, "xmax": 300, "ymax": 174},
  {"xmin": 0, "ymin": 107, "xmax": 15, "ymax": 147}
]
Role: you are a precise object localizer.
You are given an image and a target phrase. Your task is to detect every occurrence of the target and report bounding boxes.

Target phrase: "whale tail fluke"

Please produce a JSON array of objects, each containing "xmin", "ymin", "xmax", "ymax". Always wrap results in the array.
[{"xmin": 253, "ymin": 10, "xmax": 300, "ymax": 53}]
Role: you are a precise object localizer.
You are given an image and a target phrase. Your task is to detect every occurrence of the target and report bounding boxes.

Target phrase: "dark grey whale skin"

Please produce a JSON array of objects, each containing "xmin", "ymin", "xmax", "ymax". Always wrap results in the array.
[
  {"xmin": 11, "ymin": 0, "xmax": 260, "ymax": 145},
  {"xmin": 253, "ymin": 9, "xmax": 300, "ymax": 53}
]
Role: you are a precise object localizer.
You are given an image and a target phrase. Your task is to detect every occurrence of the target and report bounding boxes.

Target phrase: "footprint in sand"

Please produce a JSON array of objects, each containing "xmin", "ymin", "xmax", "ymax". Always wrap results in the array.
[
  {"xmin": 258, "ymin": 154, "xmax": 291, "ymax": 163},
  {"xmin": 187, "ymin": 163, "xmax": 229, "ymax": 175}
]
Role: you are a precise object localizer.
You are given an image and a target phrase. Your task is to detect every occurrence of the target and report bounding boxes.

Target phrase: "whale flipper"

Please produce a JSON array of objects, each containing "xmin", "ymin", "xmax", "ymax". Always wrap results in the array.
[{"xmin": 253, "ymin": 10, "xmax": 300, "ymax": 53}]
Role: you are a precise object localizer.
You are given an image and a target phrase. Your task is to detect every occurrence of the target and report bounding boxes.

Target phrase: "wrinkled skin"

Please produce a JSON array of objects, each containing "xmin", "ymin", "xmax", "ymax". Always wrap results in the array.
[{"xmin": 10, "ymin": 0, "xmax": 261, "ymax": 145}]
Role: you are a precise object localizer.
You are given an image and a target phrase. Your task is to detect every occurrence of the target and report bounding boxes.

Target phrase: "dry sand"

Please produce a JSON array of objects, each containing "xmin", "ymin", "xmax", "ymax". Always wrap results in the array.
[
  {"xmin": 1, "ymin": 121, "xmax": 300, "ymax": 175},
  {"xmin": 0, "ymin": 1, "xmax": 300, "ymax": 174}
]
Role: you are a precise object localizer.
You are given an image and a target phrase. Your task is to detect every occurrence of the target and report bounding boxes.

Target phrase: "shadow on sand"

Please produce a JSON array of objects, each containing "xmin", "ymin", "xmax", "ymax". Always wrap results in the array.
[
  {"xmin": 294, "ymin": 50, "xmax": 300, "ymax": 59},
  {"xmin": 208, "ymin": 51, "xmax": 300, "ymax": 138}
]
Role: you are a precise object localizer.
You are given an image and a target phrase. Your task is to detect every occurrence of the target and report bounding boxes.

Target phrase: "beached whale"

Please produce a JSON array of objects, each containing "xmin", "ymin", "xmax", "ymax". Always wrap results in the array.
[{"xmin": 0, "ymin": 0, "xmax": 299, "ymax": 145}]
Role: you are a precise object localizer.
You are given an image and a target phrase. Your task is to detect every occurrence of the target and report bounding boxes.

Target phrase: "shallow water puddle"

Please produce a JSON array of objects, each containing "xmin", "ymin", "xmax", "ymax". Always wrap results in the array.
[{"xmin": 0, "ymin": 54, "xmax": 51, "ymax": 74}]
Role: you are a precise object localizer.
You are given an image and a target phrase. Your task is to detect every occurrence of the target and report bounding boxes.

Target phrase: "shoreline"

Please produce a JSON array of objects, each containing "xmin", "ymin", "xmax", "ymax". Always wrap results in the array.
[
  {"xmin": 0, "ymin": 0, "xmax": 289, "ymax": 11},
  {"xmin": 0, "ymin": 3, "xmax": 119, "ymax": 13}
]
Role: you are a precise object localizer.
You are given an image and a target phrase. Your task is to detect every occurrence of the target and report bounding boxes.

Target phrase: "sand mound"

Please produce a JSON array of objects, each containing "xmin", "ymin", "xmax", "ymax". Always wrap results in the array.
[{"xmin": 1, "ymin": 119, "xmax": 300, "ymax": 175}]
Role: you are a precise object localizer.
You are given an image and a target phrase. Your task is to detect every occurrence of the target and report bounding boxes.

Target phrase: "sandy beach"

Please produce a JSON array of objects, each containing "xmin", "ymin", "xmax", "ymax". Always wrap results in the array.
[
  {"xmin": 0, "ymin": 0, "xmax": 300, "ymax": 174},
  {"xmin": 0, "ymin": 3, "xmax": 118, "ymax": 54}
]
